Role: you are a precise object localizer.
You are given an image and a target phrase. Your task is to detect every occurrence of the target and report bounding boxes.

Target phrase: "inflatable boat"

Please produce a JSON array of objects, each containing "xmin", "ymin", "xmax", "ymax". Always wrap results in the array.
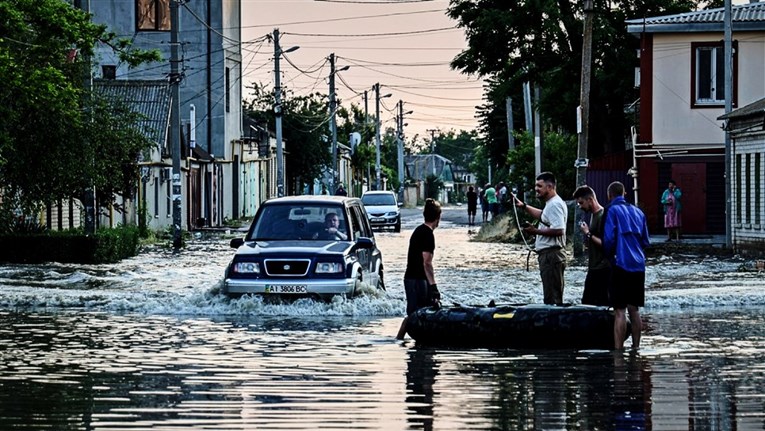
[{"xmin": 405, "ymin": 303, "xmax": 624, "ymax": 349}]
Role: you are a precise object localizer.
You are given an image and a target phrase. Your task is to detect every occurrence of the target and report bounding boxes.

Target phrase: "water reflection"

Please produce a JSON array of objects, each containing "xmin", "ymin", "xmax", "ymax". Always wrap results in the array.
[{"xmin": 405, "ymin": 347, "xmax": 438, "ymax": 431}]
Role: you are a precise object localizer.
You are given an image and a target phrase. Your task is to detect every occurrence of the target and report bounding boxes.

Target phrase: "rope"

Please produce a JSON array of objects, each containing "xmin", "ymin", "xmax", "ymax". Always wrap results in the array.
[{"xmin": 511, "ymin": 194, "xmax": 536, "ymax": 272}]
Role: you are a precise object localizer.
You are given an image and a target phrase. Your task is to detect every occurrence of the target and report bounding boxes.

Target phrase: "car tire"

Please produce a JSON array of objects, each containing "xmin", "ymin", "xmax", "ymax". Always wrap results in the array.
[{"xmin": 394, "ymin": 218, "xmax": 401, "ymax": 233}]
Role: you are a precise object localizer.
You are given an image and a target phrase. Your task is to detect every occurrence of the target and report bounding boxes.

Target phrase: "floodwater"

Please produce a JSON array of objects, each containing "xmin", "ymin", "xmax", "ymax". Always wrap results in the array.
[{"xmin": 1, "ymin": 208, "xmax": 764, "ymax": 430}]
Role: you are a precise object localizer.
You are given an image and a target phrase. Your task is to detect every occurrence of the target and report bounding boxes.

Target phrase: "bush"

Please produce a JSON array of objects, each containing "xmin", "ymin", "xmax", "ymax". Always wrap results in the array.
[{"xmin": 0, "ymin": 225, "xmax": 141, "ymax": 264}]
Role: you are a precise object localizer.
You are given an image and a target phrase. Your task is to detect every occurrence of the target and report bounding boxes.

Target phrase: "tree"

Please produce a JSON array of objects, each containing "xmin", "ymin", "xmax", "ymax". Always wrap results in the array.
[
  {"xmin": 0, "ymin": 0, "xmax": 161, "ymax": 229},
  {"xmin": 507, "ymin": 131, "xmax": 577, "ymax": 202},
  {"xmin": 244, "ymin": 84, "xmax": 332, "ymax": 194},
  {"xmin": 447, "ymin": 0, "xmax": 697, "ymax": 172}
]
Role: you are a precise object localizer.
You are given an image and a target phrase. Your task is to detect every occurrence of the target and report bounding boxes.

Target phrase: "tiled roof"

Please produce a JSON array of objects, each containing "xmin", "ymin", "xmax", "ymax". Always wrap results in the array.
[
  {"xmin": 627, "ymin": 2, "xmax": 765, "ymax": 33},
  {"xmin": 94, "ymin": 79, "xmax": 171, "ymax": 146}
]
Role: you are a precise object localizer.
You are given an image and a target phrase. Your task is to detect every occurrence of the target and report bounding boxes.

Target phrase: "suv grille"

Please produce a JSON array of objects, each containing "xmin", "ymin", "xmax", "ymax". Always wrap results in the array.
[{"xmin": 264, "ymin": 259, "xmax": 310, "ymax": 276}]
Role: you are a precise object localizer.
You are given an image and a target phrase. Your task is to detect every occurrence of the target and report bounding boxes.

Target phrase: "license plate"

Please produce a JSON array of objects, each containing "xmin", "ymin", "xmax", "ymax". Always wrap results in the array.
[
  {"xmin": 265, "ymin": 284, "xmax": 308, "ymax": 294},
  {"xmin": 371, "ymin": 218, "xmax": 384, "ymax": 222}
]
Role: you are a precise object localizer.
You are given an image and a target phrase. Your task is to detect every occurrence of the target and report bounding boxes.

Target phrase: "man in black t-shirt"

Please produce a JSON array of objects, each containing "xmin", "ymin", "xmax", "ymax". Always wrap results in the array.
[
  {"xmin": 396, "ymin": 198, "xmax": 442, "ymax": 340},
  {"xmin": 466, "ymin": 186, "xmax": 478, "ymax": 226}
]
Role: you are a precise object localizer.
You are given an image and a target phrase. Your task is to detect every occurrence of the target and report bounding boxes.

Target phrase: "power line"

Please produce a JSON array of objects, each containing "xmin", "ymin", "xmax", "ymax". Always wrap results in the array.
[
  {"xmin": 240, "ymin": 8, "xmax": 444, "ymax": 29},
  {"xmin": 283, "ymin": 27, "xmax": 454, "ymax": 38}
]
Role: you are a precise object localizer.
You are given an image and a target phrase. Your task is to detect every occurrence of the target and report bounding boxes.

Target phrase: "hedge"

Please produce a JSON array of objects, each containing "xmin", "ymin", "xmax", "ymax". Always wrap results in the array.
[{"xmin": 0, "ymin": 226, "xmax": 141, "ymax": 264}]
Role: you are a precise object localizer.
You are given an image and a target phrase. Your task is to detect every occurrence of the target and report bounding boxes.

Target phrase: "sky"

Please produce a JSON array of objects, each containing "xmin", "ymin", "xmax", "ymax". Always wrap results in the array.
[{"xmin": 239, "ymin": 0, "xmax": 485, "ymax": 143}]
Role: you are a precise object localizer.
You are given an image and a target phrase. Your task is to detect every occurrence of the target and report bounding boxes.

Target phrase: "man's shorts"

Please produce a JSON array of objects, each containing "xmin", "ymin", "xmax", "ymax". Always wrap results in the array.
[
  {"xmin": 608, "ymin": 266, "xmax": 645, "ymax": 309},
  {"xmin": 404, "ymin": 278, "xmax": 431, "ymax": 315}
]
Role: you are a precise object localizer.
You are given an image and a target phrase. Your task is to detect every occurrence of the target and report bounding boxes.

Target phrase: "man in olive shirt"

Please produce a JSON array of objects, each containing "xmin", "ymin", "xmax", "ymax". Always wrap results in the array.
[
  {"xmin": 513, "ymin": 172, "xmax": 568, "ymax": 304},
  {"xmin": 574, "ymin": 185, "xmax": 610, "ymax": 306}
]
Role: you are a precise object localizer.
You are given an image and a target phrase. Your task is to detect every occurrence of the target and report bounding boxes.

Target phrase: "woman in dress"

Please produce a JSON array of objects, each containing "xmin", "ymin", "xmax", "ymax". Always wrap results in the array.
[{"xmin": 661, "ymin": 180, "xmax": 682, "ymax": 241}]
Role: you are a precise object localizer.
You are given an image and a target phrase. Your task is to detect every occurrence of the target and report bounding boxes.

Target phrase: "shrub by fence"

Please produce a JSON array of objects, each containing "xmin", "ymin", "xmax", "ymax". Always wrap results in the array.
[{"xmin": 0, "ymin": 226, "xmax": 141, "ymax": 264}]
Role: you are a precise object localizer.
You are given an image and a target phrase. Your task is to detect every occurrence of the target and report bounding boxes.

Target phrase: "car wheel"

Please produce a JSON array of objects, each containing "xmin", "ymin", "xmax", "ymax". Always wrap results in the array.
[
  {"xmin": 376, "ymin": 264, "xmax": 385, "ymax": 291},
  {"xmin": 394, "ymin": 218, "xmax": 401, "ymax": 233}
]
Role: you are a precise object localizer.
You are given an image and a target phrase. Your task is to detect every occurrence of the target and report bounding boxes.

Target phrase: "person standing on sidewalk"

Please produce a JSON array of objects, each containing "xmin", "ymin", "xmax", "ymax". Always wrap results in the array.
[
  {"xmin": 574, "ymin": 185, "xmax": 611, "ymax": 306},
  {"xmin": 513, "ymin": 172, "xmax": 568, "ymax": 305},
  {"xmin": 397, "ymin": 198, "xmax": 442, "ymax": 340},
  {"xmin": 661, "ymin": 180, "xmax": 682, "ymax": 241},
  {"xmin": 603, "ymin": 181, "xmax": 650, "ymax": 349}
]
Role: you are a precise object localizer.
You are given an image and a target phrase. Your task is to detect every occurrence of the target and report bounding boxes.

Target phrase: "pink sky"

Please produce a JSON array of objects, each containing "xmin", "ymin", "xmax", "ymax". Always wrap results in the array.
[{"xmin": 240, "ymin": 0, "xmax": 485, "ymax": 142}]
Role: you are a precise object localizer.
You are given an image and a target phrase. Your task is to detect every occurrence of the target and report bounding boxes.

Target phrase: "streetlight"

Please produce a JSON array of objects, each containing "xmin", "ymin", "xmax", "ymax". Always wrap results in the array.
[
  {"xmin": 374, "ymin": 83, "xmax": 391, "ymax": 190},
  {"xmin": 329, "ymin": 53, "xmax": 349, "ymax": 193},
  {"xmin": 273, "ymin": 28, "xmax": 299, "ymax": 197}
]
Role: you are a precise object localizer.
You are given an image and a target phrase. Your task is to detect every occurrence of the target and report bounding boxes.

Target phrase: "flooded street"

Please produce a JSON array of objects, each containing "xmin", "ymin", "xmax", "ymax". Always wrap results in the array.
[{"xmin": 1, "ymin": 207, "xmax": 764, "ymax": 430}]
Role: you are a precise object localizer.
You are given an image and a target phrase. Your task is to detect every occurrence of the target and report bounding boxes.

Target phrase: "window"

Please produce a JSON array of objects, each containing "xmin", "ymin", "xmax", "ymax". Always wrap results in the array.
[
  {"xmin": 101, "ymin": 65, "xmax": 116, "ymax": 80},
  {"xmin": 137, "ymin": 0, "xmax": 170, "ymax": 31},
  {"xmin": 735, "ymin": 154, "xmax": 742, "ymax": 223},
  {"xmin": 691, "ymin": 42, "xmax": 737, "ymax": 108},
  {"xmin": 756, "ymin": 153, "xmax": 761, "ymax": 225},
  {"xmin": 746, "ymin": 153, "xmax": 751, "ymax": 224}
]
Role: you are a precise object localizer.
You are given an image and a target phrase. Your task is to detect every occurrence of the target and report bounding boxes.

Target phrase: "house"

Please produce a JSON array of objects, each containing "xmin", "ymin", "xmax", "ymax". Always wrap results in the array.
[
  {"xmin": 95, "ymin": 79, "xmax": 171, "ymax": 230},
  {"xmin": 89, "ymin": 0, "xmax": 243, "ymax": 229},
  {"xmin": 718, "ymin": 98, "xmax": 765, "ymax": 252},
  {"xmin": 624, "ymin": 2, "xmax": 765, "ymax": 234},
  {"xmin": 404, "ymin": 154, "xmax": 455, "ymax": 204}
]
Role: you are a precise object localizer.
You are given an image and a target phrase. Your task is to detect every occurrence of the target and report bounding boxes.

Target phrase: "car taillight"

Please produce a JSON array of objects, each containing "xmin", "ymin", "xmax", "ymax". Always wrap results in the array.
[
  {"xmin": 233, "ymin": 262, "xmax": 260, "ymax": 274},
  {"xmin": 315, "ymin": 262, "xmax": 343, "ymax": 274}
]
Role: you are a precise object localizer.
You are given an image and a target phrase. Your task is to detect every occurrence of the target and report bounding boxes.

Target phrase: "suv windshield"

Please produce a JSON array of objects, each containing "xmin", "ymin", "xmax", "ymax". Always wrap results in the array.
[
  {"xmin": 250, "ymin": 204, "xmax": 349, "ymax": 241},
  {"xmin": 362, "ymin": 194, "xmax": 396, "ymax": 206}
]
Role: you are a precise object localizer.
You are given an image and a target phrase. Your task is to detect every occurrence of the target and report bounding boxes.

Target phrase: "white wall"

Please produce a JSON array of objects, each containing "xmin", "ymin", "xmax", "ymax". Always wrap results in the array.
[{"xmin": 652, "ymin": 32, "xmax": 765, "ymax": 145}]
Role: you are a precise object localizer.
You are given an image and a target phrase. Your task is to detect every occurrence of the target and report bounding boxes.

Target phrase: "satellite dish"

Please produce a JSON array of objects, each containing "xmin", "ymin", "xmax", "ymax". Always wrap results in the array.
[{"xmin": 349, "ymin": 132, "xmax": 362, "ymax": 153}]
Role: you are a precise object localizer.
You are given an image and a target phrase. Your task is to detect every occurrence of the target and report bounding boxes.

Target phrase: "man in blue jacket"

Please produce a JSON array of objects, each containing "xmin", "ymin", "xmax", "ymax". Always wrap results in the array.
[{"xmin": 603, "ymin": 181, "xmax": 650, "ymax": 349}]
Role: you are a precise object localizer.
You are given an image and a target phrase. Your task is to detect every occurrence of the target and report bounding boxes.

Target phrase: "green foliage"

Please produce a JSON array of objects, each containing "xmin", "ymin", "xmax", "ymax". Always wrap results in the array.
[
  {"xmin": 506, "ymin": 131, "xmax": 577, "ymax": 201},
  {"xmin": 424, "ymin": 174, "xmax": 444, "ymax": 201},
  {"xmin": 244, "ymin": 85, "xmax": 333, "ymax": 193},
  {"xmin": 0, "ymin": 0, "xmax": 160, "ymax": 223},
  {"xmin": 0, "ymin": 225, "xmax": 141, "ymax": 264},
  {"xmin": 432, "ymin": 130, "xmax": 481, "ymax": 171},
  {"xmin": 447, "ymin": 0, "xmax": 697, "ymax": 178}
]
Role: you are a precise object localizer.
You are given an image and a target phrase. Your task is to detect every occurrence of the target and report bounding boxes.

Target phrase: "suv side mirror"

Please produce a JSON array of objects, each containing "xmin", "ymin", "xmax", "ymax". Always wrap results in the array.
[
  {"xmin": 230, "ymin": 238, "xmax": 244, "ymax": 249},
  {"xmin": 397, "ymin": 202, "xmax": 403, "ymax": 208},
  {"xmin": 354, "ymin": 237, "xmax": 374, "ymax": 250}
]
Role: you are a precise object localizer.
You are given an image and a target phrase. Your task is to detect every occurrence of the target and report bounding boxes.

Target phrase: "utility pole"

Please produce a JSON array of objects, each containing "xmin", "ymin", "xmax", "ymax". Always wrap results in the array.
[
  {"xmin": 523, "ymin": 82, "xmax": 533, "ymax": 133},
  {"xmin": 397, "ymin": 100, "xmax": 405, "ymax": 191},
  {"xmin": 534, "ymin": 84, "xmax": 543, "ymax": 175},
  {"xmin": 78, "ymin": 0, "xmax": 95, "ymax": 235},
  {"xmin": 170, "ymin": 0, "xmax": 183, "ymax": 249},
  {"xmin": 329, "ymin": 53, "xmax": 338, "ymax": 194},
  {"xmin": 271, "ymin": 29, "xmax": 298, "ymax": 197},
  {"xmin": 374, "ymin": 83, "xmax": 391, "ymax": 190},
  {"xmin": 396, "ymin": 100, "xmax": 412, "ymax": 196},
  {"xmin": 427, "ymin": 128, "xmax": 438, "ymax": 176},
  {"xmin": 273, "ymin": 28, "xmax": 285, "ymax": 197},
  {"xmin": 328, "ymin": 53, "xmax": 349, "ymax": 194},
  {"xmin": 574, "ymin": 0, "xmax": 594, "ymax": 258},
  {"xmin": 374, "ymin": 83, "xmax": 382, "ymax": 190},
  {"xmin": 724, "ymin": 0, "xmax": 733, "ymax": 248}
]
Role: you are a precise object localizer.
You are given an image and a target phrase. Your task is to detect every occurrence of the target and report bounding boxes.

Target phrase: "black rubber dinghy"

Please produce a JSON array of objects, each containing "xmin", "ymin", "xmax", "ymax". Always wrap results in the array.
[{"xmin": 406, "ymin": 304, "xmax": 625, "ymax": 349}]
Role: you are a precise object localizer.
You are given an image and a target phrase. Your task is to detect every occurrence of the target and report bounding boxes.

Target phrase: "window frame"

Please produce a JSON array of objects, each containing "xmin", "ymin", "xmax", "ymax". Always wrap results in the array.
[
  {"xmin": 136, "ymin": 0, "xmax": 170, "ymax": 32},
  {"xmin": 690, "ymin": 41, "xmax": 738, "ymax": 109}
]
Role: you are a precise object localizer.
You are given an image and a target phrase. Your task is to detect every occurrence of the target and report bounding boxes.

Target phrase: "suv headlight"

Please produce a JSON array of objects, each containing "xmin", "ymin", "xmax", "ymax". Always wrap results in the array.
[
  {"xmin": 386, "ymin": 211, "xmax": 398, "ymax": 217},
  {"xmin": 315, "ymin": 262, "xmax": 343, "ymax": 274},
  {"xmin": 233, "ymin": 262, "xmax": 260, "ymax": 274}
]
